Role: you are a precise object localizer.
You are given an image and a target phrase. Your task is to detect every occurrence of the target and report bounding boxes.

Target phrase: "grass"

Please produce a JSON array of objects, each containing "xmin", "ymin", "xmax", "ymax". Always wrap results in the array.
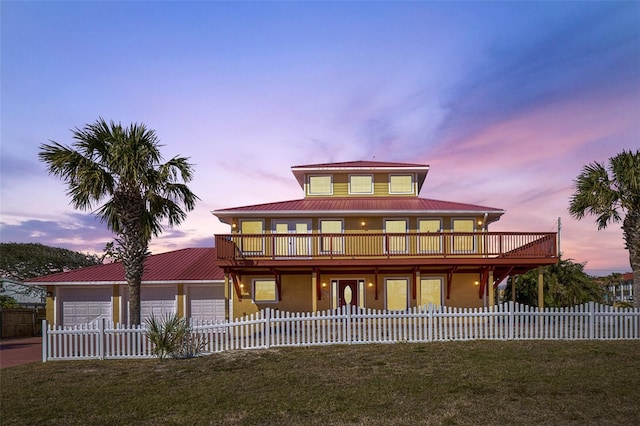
[{"xmin": 1, "ymin": 340, "xmax": 639, "ymax": 425}]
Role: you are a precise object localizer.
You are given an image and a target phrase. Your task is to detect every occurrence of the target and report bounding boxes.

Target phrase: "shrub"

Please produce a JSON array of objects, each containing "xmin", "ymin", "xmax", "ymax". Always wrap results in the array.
[{"xmin": 145, "ymin": 313, "xmax": 208, "ymax": 359}]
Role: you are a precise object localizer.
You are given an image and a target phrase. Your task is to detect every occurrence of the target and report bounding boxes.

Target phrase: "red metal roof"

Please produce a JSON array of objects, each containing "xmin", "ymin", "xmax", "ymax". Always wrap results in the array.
[
  {"xmin": 291, "ymin": 160, "xmax": 429, "ymax": 169},
  {"xmin": 214, "ymin": 197, "xmax": 504, "ymax": 215},
  {"xmin": 26, "ymin": 248, "xmax": 224, "ymax": 284},
  {"xmin": 290, "ymin": 160, "xmax": 430, "ymax": 190}
]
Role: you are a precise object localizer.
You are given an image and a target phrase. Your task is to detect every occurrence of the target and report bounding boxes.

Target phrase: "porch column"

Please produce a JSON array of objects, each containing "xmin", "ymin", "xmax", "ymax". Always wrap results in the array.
[
  {"xmin": 224, "ymin": 273, "xmax": 230, "ymax": 320},
  {"xmin": 312, "ymin": 270, "xmax": 318, "ymax": 312},
  {"xmin": 177, "ymin": 283, "xmax": 185, "ymax": 319},
  {"xmin": 537, "ymin": 267, "xmax": 544, "ymax": 309},
  {"xmin": 511, "ymin": 276, "xmax": 516, "ymax": 303},
  {"xmin": 488, "ymin": 270, "xmax": 494, "ymax": 307}
]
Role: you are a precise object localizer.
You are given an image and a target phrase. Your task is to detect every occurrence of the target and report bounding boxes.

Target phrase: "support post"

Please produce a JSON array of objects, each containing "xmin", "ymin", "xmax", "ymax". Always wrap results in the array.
[
  {"xmin": 42, "ymin": 320, "xmax": 47, "ymax": 363},
  {"xmin": 488, "ymin": 270, "xmax": 495, "ymax": 307},
  {"xmin": 537, "ymin": 267, "xmax": 544, "ymax": 310}
]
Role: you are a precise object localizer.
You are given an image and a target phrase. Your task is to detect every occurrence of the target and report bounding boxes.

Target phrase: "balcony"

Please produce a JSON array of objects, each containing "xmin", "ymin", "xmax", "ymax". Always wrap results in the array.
[{"xmin": 215, "ymin": 232, "xmax": 557, "ymax": 266}]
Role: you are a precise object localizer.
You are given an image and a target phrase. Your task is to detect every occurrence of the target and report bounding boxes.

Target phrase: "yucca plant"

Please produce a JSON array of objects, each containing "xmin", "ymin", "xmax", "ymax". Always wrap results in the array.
[{"xmin": 145, "ymin": 313, "xmax": 207, "ymax": 359}]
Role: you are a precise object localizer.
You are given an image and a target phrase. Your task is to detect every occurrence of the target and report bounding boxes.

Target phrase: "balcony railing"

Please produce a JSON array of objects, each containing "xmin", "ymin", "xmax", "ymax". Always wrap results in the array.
[{"xmin": 215, "ymin": 232, "xmax": 557, "ymax": 261}]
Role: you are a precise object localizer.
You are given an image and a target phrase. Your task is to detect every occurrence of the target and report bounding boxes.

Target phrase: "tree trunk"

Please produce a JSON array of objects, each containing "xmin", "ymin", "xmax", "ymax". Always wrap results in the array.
[
  {"xmin": 128, "ymin": 281, "xmax": 141, "ymax": 326},
  {"xmin": 634, "ymin": 269, "xmax": 640, "ymax": 310},
  {"xmin": 622, "ymin": 211, "xmax": 640, "ymax": 309}
]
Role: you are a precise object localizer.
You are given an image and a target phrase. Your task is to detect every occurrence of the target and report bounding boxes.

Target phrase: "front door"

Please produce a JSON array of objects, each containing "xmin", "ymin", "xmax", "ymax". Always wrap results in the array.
[{"xmin": 338, "ymin": 280, "xmax": 358, "ymax": 310}]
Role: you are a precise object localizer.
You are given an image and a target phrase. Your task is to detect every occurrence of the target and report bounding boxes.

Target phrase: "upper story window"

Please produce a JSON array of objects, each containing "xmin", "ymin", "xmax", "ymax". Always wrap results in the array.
[
  {"xmin": 349, "ymin": 175, "xmax": 373, "ymax": 194},
  {"xmin": 308, "ymin": 175, "xmax": 332, "ymax": 195},
  {"xmin": 389, "ymin": 175, "xmax": 414, "ymax": 194}
]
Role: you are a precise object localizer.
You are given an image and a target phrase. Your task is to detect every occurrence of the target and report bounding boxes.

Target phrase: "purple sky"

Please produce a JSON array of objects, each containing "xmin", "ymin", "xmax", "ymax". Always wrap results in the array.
[{"xmin": 1, "ymin": 2, "xmax": 639, "ymax": 276}]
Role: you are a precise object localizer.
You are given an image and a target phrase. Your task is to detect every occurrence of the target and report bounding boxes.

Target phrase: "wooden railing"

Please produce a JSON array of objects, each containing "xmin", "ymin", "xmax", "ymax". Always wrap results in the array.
[{"xmin": 215, "ymin": 232, "xmax": 557, "ymax": 260}]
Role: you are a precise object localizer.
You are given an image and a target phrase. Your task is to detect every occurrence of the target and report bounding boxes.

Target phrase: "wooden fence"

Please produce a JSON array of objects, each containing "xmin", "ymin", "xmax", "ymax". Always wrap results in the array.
[{"xmin": 42, "ymin": 302, "xmax": 640, "ymax": 362}]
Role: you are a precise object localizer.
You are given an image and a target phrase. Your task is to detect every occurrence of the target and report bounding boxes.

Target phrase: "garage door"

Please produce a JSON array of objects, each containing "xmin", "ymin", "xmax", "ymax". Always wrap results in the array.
[
  {"xmin": 189, "ymin": 285, "xmax": 225, "ymax": 322},
  {"xmin": 61, "ymin": 287, "xmax": 112, "ymax": 326},
  {"xmin": 141, "ymin": 286, "xmax": 176, "ymax": 322}
]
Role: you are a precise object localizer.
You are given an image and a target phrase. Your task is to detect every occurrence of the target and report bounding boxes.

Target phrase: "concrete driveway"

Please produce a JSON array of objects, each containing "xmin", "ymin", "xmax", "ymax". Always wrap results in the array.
[{"xmin": 0, "ymin": 337, "xmax": 42, "ymax": 368}]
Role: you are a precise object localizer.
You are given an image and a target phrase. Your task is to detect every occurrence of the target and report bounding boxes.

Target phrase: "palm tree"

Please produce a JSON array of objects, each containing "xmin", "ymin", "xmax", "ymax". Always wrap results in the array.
[
  {"xmin": 39, "ymin": 118, "xmax": 199, "ymax": 324},
  {"xmin": 569, "ymin": 149, "xmax": 640, "ymax": 309}
]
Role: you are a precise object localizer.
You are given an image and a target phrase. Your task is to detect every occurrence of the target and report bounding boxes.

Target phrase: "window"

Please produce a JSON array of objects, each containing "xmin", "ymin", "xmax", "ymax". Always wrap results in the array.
[
  {"xmin": 420, "ymin": 278, "xmax": 442, "ymax": 307},
  {"xmin": 385, "ymin": 219, "xmax": 408, "ymax": 253},
  {"xmin": 418, "ymin": 219, "xmax": 442, "ymax": 253},
  {"xmin": 389, "ymin": 175, "xmax": 413, "ymax": 194},
  {"xmin": 386, "ymin": 278, "xmax": 408, "ymax": 311},
  {"xmin": 308, "ymin": 175, "xmax": 332, "ymax": 195},
  {"xmin": 452, "ymin": 218, "xmax": 475, "ymax": 253},
  {"xmin": 241, "ymin": 220, "xmax": 263, "ymax": 253},
  {"xmin": 320, "ymin": 219, "xmax": 343, "ymax": 253},
  {"xmin": 349, "ymin": 175, "xmax": 373, "ymax": 194},
  {"xmin": 253, "ymin": 279, "xmax": 277, "ymax": 302}
]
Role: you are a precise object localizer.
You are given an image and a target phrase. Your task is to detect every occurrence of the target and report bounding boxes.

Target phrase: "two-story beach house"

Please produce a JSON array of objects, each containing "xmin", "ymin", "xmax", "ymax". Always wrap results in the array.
[{"xmin": 213, "ymin": 161, "xmax": 558, "ymax": 319}]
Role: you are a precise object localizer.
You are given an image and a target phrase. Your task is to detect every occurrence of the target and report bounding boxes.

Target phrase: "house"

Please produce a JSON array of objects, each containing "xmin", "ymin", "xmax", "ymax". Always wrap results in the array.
[
  {"xmin": 1, "ymin": 278, "xmax": 45, "ymax": 308},
  {"xmin": 607, "ymin": 272, "xmax": 634, "ymax": 303},
  {"xmin": 25, "ymin": 248, "xmax": 224, "ymax": 326},
  {"xmin": 213, "ymin": 160, "xmax": 558, "ymax": 319}
]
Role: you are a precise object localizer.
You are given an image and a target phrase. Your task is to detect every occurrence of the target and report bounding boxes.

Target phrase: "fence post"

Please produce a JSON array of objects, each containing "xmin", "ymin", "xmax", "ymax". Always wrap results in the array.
[
  {"xmin": 588, "ymin": 302, "xmax": 595, "ymax": 339},
  {"xmin": 509, "ymin": 301, "xmax": 514, "ymax": 340},
  {"xmin": 265, "ymin": 308, "xmax": 271, "ymax": 349},
  {"xmin": 346, "ymin": 305, "xmax": 352, "ymax": 344},
  {"xmin": 98, "ymin": 318, "xmax": 105, "ymax": 360},
  {"xmin": 42, "ymin": 320, "xmax": 48, "ymax": 363}
]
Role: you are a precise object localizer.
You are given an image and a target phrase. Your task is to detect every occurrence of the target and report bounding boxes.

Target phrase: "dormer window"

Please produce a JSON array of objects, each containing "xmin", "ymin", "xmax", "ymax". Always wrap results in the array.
[
  {"xmin": 308, "ymin": 175, "xmax": 332, "ymax": 195},
  {"xmin": 349, "ymin": 175, "xmax": 373, "ymax": 195},
  {"xmin": 389, "ymin": 175, "xmax": 414, "ymax": 194}
]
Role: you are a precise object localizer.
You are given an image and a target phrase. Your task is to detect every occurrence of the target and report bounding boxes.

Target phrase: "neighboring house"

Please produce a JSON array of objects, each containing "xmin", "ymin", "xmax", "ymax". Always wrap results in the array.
[
  {"xmin": 607, "ymin": 272, "xmax": 634, "ymax": 303},
  {"xmin": 25, "ymin": 248, "xmax": 224, "ymax": 326},
  {"xmin": 213, "ymin": 161, "xmax": 558, "ymax": 319},
  {"xmin": 1, "ymin": 278, "xmax": 45, "ymax": 307}
]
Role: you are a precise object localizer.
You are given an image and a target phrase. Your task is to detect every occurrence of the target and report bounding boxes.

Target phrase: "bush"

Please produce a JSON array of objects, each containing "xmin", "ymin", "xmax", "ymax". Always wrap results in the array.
[{"xmin": 145, "ymin": 313, "xmax": 207, "ymax": 359}]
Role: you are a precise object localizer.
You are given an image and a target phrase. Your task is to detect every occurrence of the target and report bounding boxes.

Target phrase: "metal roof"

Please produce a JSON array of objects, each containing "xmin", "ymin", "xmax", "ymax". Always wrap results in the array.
[
  {"xmin": 214, "ymin": 197, "xmax": 505, "ymax": 219},
  {"xmin": 291, "ymin": 160, "xmax": 429, "ymax": 169},
  {"xmin": 25, "ymin": 248, "xmax": 224, "ymax": 284},
  {"xmin": 290, "ymin": 160, "xmax": 430, "ymax": 190}
]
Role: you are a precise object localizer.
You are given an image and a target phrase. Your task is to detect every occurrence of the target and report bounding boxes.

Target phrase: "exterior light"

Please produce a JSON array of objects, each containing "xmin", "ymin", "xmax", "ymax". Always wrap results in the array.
[
  {"xmin": 231, "ymin": 223, "xmax": 237, "ymax": 229},
  {"xmin": 239, "ymin": 283, "xmax": 244, "ymax": 288},
  {"xmin": 360, "ymin": 220, "xmax": 367, "ymax": 227},
  {"xmin": 474, "ymin": 281, "xmax": 479, "ymax": 286},
  {"xmin": 321, "ymin": 282, "xmax": 327, "ymax": 288},
  {"xmin": 368, "ymin": 282, "xmax": 373, "ymax": 287},
  {"xmin": 477, "ymin": 220, "xmax": 483, "ymax": 226}
]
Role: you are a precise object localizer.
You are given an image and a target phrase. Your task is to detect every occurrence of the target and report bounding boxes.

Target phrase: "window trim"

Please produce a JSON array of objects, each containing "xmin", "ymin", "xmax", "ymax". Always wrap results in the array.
[
  {"xmin": 252, "ymin": 278, "xmax": 278, "ymax": 303},
  {"xmin": 239, "ymin": 219, "xmax": 265, "ymax": 254},
  {"xmin": 307, "ymin": 175, "xmax": 333, "ymax": 196},
  {"xmin": 319, "ymin": 218, "xmax": 345, "ymax": 254},
  {"xmin": 417, "ymin": 217, "xmax": 443, "ymax": 254},
  {"xmin": 389, "ymin": 174, "xmax": 415, "ymax": 195},
  {"xmin": 451, "ymin": 217, "xmax": 477, "ymax": 254},
  {"xmin": 385, "ymin": 277, "xmax": 409, "ymax": 311},
  {"xmin": 419, "ymin": 276, "xmax": 443, "ymax": 307},
  {"xmin": 348, "ymin": 174, "xmax": 374, "ymax": 195},
  {"xmin": 383, "ymin": 217, "xmax": 409, "ymax": 254}
]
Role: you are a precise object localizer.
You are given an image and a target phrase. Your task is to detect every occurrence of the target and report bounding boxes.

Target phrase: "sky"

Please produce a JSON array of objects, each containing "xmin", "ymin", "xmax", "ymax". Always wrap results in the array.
[{"xmin": 1, "ymin": 1, "xmax": 639, "ymax": 276}]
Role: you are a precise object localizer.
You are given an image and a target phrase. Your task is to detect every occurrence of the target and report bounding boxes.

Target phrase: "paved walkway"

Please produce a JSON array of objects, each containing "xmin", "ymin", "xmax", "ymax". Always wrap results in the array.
[{"xmin": 0, "ymin": 337, "xmax": 42, "ymax": 368}]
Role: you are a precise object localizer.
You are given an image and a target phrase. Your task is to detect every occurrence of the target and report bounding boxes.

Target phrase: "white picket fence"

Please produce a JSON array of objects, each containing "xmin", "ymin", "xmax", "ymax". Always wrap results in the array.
[{"xmin": 42, "ymin": 302, "xmax": 640, "ymax": 362}]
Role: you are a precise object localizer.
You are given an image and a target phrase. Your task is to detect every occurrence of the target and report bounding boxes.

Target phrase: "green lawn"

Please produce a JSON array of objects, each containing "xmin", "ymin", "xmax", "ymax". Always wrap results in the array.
[{"xmin": 2, "ymin": 340, "xmax": 639, "ymax": 425}]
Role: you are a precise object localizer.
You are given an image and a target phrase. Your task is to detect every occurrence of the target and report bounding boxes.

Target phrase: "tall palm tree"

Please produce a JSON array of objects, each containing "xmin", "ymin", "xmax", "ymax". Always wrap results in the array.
[
  {"xmin": 39, "ymin": 118, "xmax": 199, "ymax": 324},
  {"xmin": 569, "ymin": 149, "xmax": 640, "ymax": 308}
]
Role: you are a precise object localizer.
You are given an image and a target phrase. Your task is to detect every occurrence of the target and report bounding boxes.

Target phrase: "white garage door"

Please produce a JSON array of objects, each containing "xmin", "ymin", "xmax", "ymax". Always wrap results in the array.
[
  {"xmin": 189, "ymin": 285, "xmax": 225, "ymax": 322},
  {"xmin": 61, "ymin": 287, "xmax": 112, "ymax": 326},
  {"xmin": 141, "ymin": 286, "xmax": 176, "ymax": 322}
]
